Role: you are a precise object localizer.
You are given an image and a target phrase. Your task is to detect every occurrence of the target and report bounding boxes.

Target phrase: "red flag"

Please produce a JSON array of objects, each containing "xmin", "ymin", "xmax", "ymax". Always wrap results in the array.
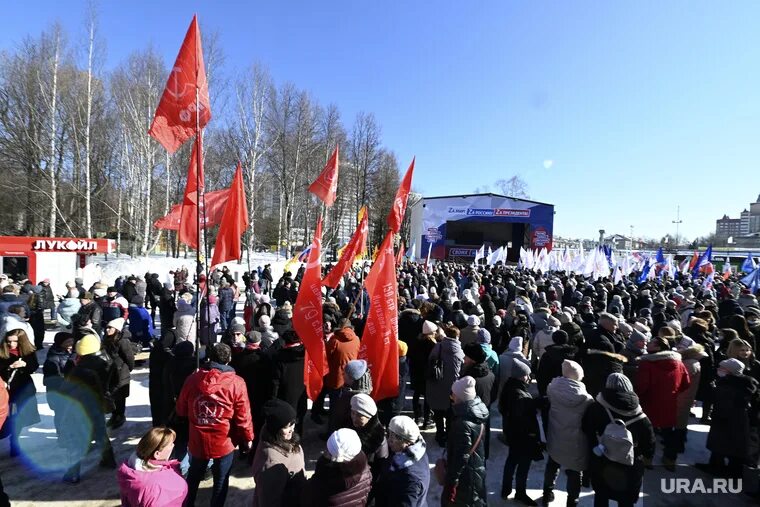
[
  {"xmin": 210, "ymin": 163, "xmax": 249, "ymax": 267},
  {"xmin": 360, "ymin": 231, "xmax": 399, "ymax": 400},
  {"xmin": 178, "ymin": 136, "xmax": 204, "ymax": 249},
  {"xmin": 153, "ymin": 188, "xmax": 228, "ymax": 231},
  {"xmin": 308, "ymin": 145, "xmax": 340, "ymax": 207},
  {"xmin": 386, "ymin": 157, "xmax": 415, "ymax": 234},
  {"xmin": 293, "ymin": 218, "xmax": 328, "ymax": 400},
  {"xmin": 396, "ymin": 240, "xmax": 405, "ymax": 267},
  {"xmin": 149, "ymin": 15, "xmax": 211, "ymax": 153},
  {"xmin": 322, "ymin": 211, "xmax": 368, "ymax": 288}
]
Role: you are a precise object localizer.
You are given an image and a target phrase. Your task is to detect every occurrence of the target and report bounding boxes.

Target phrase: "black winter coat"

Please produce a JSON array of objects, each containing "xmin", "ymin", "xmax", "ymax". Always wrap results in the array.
[
  {"xmin": 537, "ymin": 344, "xmax": 577, "ymax": 396},
  {"xmin": 103, "ymin": 333, "xmax": 135, "ymax": 391},
  {"xmin": 498, "ymin": 377, "xmax": 541, "ymax": 455},
  {"xmin": 707, "ymin": 374, "xmax": 759, "ymax": 459},
  {"xmin": 444, "ymin": 398, "xmax": 489, "ymax": 507},
  {"xmin": 231, "ymin": 345, "xmax": 271, "ymax": 429},
  {"xmin": 398, "ymin": 309, "xmax": 423, "ymax": 343},
  {"xmin": 582, "ymin": 389, "xmax": 655, "ymax": 504},
  {"xmin": 408, "ymin": 334, "xmax": 435, "ymax": 393},
  {"xmin": 303, "ymin": 451, "xmax": 372, "ymax": 507},
  {"xmin": 43, "ymin": 345, "xmax": 74, "ymax": 392},
  {"xmin": 581, "ymin": 349, "xmax": 627, "ymax": 398},
  {"xmin": 270, "ymin": 343, "xmax": 305, "ymax": 410}
]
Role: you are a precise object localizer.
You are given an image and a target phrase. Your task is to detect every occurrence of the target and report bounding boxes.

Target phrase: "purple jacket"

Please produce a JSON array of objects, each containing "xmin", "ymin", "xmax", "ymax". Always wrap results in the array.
[{"xmin": 117, "ymin": 455, "xmax": 187, "ymax": 507}]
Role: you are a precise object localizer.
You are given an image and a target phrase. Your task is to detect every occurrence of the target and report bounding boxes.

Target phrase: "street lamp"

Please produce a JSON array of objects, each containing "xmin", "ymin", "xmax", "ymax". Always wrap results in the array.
[{"xmin": 672, "ymin": 205, "xmax": 682, "ymax": 248}]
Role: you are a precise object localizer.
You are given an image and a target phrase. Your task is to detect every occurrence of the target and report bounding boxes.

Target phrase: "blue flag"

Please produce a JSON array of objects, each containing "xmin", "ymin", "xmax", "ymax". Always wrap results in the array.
[
  {"xmin": 656, "ymin": 247, "xmax": 666, "ymax": 265},
  {"xmin": 742, "ymin": 253, "xmax": 756, "ymax": 273},
  {"xmin": 742, "ymin": 268, "xmax": 760, "ymax": 292},
  {"xmin": 638, "ymin": 259, "xmax": 651, "ymax": 284},
  {"xmin": 692, "ymin": 244, "xmax": 713, "ymax": 278}
]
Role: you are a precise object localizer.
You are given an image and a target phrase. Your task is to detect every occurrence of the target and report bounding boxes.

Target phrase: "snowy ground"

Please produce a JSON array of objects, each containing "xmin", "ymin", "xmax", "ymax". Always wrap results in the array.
[{"xmin": 0, "ymin": 252, "xmax": 756, "ymax": 505}]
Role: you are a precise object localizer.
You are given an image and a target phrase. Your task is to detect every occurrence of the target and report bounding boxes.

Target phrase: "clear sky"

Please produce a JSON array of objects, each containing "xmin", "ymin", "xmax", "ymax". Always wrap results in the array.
[{"xmin": 3, "ymin": 1, "xmax": 760, "ymax": 241}]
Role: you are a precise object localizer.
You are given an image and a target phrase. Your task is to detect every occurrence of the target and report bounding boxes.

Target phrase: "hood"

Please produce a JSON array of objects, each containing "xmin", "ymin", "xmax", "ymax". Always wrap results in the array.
[
  {"xmin": 597, "ymin": 389, "xmax": 642, "ymax": 417},
  {"xmin": 333, "ymin": 327, "xmax": 359, "ymax": 343},
  {"xmin": 678, "ymin": 344, "xmax": 707, "ymax": 361},
  {"xmin": 452, "ymin": 397, "xmax": 489, "ymax": 423},
  {"xmin": 586, "ymin": 349, "xmax": 628, "ymax": 363},
  {"xmin": 499, "ymin": 350, "xmax": 526, "ymax": 362},
  {"xmin": 390, "ymin": 438, "xmax": 427, "ymax": 471},
  {"xmin": 547, "ymin": 376, "xmax": 592, "ymax": 407},
  {"xmin": 639, "ymin": 350, "xmax": 681, "ymax": 363}
]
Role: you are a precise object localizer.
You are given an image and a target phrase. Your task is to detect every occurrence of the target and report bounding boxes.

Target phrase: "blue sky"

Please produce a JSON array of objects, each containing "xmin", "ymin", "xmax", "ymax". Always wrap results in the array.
[{"xmin": 3, "ymin": 1, "xmax": 760, "ymax": 241}]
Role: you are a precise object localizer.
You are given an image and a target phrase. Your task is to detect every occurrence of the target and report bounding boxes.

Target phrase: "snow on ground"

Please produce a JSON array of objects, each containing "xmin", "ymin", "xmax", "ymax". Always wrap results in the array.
[{"xmin": 0, "ymin": 307, "xmax": 756, "ymax": 505}]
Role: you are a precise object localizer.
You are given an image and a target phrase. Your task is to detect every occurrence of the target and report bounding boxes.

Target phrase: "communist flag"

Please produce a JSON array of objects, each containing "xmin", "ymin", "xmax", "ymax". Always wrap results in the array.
[
  {"xmin": 210, "ymin": 163, "xmax": 248, "ymax": 267},
  {"xmin": 293, "ymin": 218, "xmax": 328, "ymax": 400},
  {"xmin": 322, "ymin": 209, "xmax": 368, "ymax": 288},
  {"xmin": 360, "ymin": 231, "xmax": 399, "ymax": 400},
  {"xmin": 149, "ymin": 15, "xmax": 211, "ymax": 153},
  {"xmin": 308, "ymin": 145, "xmax": 340, "ymax": 207},
  {"xmin": 153, "ymin": 188, "xmax": 228, "ymax": 231},
  {"xmin": 178, "ymin": 136, "xmax": 203, "ymax": 249},
  {"xmin": 386, "ymin": 157, "xmax": 415, "ymax": 234}
]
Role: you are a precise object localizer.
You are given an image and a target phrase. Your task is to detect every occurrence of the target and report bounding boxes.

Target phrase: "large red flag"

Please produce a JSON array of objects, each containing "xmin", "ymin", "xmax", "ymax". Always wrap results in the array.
[
  {"xmin": 210, "ymin": 163, "xmax": 249, "ymax": 267},
  {"xmin": 293, "ymin": 218, "xmax": 328, "ymax": 400},
  {"xmin": 153, "ymin": 188, "xmax": 228, "ymax": 231},
  {"xmin": 322, "ymin": 211, "xmax": 368, "ymax": 288},
  {"xmin": 386, "ymin": 157, "xmax": 415, "ymax": 234},
  {"xmin": 149, "ymin": 15, "xmax": 211, "ymax": 153},
  {"xmin": 308, "ymin": 145, "xmax": 340, "ymax": 207},
  {"xmin": 396, "ymin": 240, "xmax": 405, "ymax": 267},
  {"xmin": 178, "ymin": 136, "xmax": 204, "ymax": 249},
  {"xmin": 360, "ymin": 231, "xmax": 399, "ymax": 400}
]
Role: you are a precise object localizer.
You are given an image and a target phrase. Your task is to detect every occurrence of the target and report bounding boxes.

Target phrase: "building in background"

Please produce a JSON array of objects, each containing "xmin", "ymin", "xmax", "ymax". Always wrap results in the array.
[{"xmin": 715, "ymin": 214, "xmax": 742, "ymax": 239}]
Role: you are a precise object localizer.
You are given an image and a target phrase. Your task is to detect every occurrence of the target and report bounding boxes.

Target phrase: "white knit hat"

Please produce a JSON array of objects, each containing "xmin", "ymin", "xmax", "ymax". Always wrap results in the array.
[
  {"xmin": 350, "ymin": 393, "xmax": 377, "ymax": 418},
  {"xmin": 451, "ymin": 376, "xmax": 476, "ymax": 402},
  {"xmin": 388, "ymin": 415, "xmax": 420, "ymax": 443},
  {"xmin": 562, "ymin": 359, "xmax": 584, "ymax": 381},
  {"xmin": 106, "ymin": 317, "xmax": 125, "ymax": 332},
  {"xmin": 422, "ymin": 320, "xmax": 438, "ymax": 335},
  {"xmin": 327, "ymin": 428, "xmax": 362, "ymax": 462},
  {"xmin": 719, "ymin": 358, "xmax": 745, "ymax": 377}
]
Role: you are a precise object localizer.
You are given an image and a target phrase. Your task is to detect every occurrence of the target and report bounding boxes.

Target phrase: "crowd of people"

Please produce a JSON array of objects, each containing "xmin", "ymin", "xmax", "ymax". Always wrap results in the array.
[{"xmin": 0, "ymin": 257, "xmax": 759, "ymax": 506}]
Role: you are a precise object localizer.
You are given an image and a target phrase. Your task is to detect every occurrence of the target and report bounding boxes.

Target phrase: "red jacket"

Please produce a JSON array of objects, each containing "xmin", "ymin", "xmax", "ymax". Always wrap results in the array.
[
  {"xmin": 0, "ymin": 378, "xmax": 7, "ymax": 429},
  {"xmin": 636, "ymin": 350, "xmax": 690, "ymax": 428},
  {"xmin": 325, "ymin": 328, "xmax": 360, "ymax": 390},
  {"xmin": 176, "ymin": 364, "xmax": 253, "ymax": 459}
]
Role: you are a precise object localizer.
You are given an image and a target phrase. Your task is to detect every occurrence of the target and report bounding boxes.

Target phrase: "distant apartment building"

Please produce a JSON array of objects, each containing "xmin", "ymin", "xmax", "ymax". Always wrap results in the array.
[{"xmin": 715, "ymin": 214, "xmax": 741, "ymax": 239}]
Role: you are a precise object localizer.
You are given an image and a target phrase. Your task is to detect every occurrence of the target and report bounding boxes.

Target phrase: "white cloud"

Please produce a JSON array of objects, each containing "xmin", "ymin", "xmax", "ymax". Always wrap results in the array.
[{"xmin": 543, "ymin": 159, "xmax": 554, "ymax": 169}]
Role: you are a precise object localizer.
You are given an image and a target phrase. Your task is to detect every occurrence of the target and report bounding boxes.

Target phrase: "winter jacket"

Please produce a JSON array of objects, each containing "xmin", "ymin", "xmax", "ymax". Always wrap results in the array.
[
  {"xmin": 582, "ymin": 389, "xmax": 655, "ymax": 504},
  {"xmin": 0, "ymin": 350, "xmax": 40, "ymax": 432},
  {"xmin": 256, "ymin": 326, "xmax": 279, "ymax": 350},
  {"xmin": 707, "ymin": 373, "xmax": 759, "ymax": 460},
  {"xmin": 398, "ymin": 308, "xmax": 424, "ymax": 343},
  {"xmin": 251, "ymin": 432, "xmax": 306, "ymax": 507},
  {"xmin": 128, "ymin": 306, "xmax": 155, "ymax": 344},
  {"xmin": 498, "ymin": 378, "xmax": 541, "ymax": 455},
  {"xmin": 270, "ymin": 343, "xmax": 306, "ymax": 410},
  {"xmin": 546, "ymin": 376, "xmax": 593, "ymax": 471},
  {"xmin": 497, "ymin": 349, "xmax": 530, "ymax": 396},
  {"xmin": 175, "ymin": 362, "xmax": 254, "ymax": 459},
  {"xmin": 461, "ymin": 362, "xmax": 495, "ymax": 406},
  {"xmin": 354, "ymin": 415, "xmax": 389, "ymax": 481},
  {"xmin": 218, "ymin": 287, "xmax": 234, "ymax": 313},
  {"xmin": 303, "ymin": 451, "xmax": 373, "ymax": 507},
  {"xmin": 117, "ymin": 453, "xmax": 188, "ymax": 507},
  {"xmin": 199, "ymin": 301, "xmax": 220, "ymax": 345},
  {"xmin": 325, "ymin": 327, "xmax": 361, "ymax": 390},
  {"xmin": 676, "ymin": 345, "xmax": 706, "ymax": 429},
  {"xmin": 271, "ymin": 309, "xmax": 293, "ymax": 336},
  {"xmin": 42, "ymin": 345, "xmax": 74, "ymax": 393},
  {"xmin": 173, "ymin": 300, "xmax": 196, "ymax": 341},
  {"xmin": 537, "ymin": 344, "xmax": 577, "ymax": 396},
  {"xmin": 74, "ymin": 301, "xmax": 102, "ymax": 336},
  {"xmin": 408, "ymin": 334, "xmax": 436, "ymax": 393},
  {"xmin": 636, "ymin": 350, "xmax": 690, "ymax": 428},
  {"xmin": 56, "ymin": 297, "xmax": 81, "ymax": 328},
  {"xmin": 426, "ymin": 337, "xmax": 465, "ymax": 411},
  {"xmin": 104, "ymin": 333, "xmax": 135, "ymax": 391},
  {"xmin": 620, "ymin": 345, "xmax": 644, "ymax": 388},
  {"xmin": 581, "ymin": 349, "xmax": 627, "ymax": 398},
  {"xmin": 373, "ymin": 438, "xmax": 430, "ymax": 507},
  {"xmin": 532, "ymin": 325, "xmax": 559, "ymax": 360},
  {"xmin": 444, "ymin": 398, "xmax": 489, "ymax": 507},
  {"xmin": 459, "ymin": 324, "xmax": 480, "ymax": 348}
]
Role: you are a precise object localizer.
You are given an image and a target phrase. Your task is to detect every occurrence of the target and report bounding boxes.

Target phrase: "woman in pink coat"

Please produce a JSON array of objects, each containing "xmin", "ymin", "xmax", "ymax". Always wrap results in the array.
[{"xmin": 117, "ymin": 427, "xmax": 188, "ymax": 507}]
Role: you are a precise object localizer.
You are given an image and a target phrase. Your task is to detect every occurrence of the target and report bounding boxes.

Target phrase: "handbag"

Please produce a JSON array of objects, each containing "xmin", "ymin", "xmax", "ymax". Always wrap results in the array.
[
  {"xmin": 434, "ymin": 423, "xmax": 485, "ymax": 485},
  {"xmin": 429, "ymin": 344, "xmax": 444, "ymax": 381}
]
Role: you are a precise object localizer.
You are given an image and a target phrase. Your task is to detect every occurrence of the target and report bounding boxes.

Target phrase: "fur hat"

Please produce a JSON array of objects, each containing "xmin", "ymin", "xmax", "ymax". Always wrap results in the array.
[
  {"xmin": 327, "ymin": 428, "xmax": 362, "ymax": 462},
  {"xmin": 452, "ymin": 376, "xmax": 477, "ymax": 402},
  {"xmin": 350, "ymin": 393, "xmax": 377, "ymax": 418}
]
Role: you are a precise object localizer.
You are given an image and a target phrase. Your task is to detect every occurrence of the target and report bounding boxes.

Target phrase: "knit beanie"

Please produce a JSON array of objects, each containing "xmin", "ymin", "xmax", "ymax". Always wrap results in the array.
[
  {"xmin": 350, "ymin": 393, "xmax": 377, "ymax": 418},
  {"xmin": 508, "ymin": 336, "xmax": 523, "ymax": 352},
  {"xmin": 551, "ymin": 329, "xmax": 569, "ymax": 345},
  {"xmin": 511, "ymin": 359, "xmax": 531, "ymax": 379},
  {"xmin": 463, "ymin": 342, "xmax": 487, "ymax": 363},
  {"xmin": 388, "ymin": 415, "xmax": 421, "ymax": 443},
  {"xmin": 264, "ymin": 399, "xmax": 297, "ymax": 433},
  {"xmin": 562, "ymin": 359, "xmax": 584, "ymax": 381},
  {"xmin": 422, "ymin": 320, "xmax": 438, "ymax": 335},
  {"xmin": 230, "ymin": 322, "xmax": 246, "ymax": 335},
  {"xmin": 259, "ymin": 315, "xmax": 271, "ymax": 328},
  {"xmin": 451, "ymin": 376, "xmax": 477, "ymax": 402},
  {"xmin": 345, "ymin": 359, "xmax": 368, "ymax": 381},
  {"xmin": 76, "ymin": 334, "xmax": 101, "ymax": 356},
  {"xmin": 547, "ymin": 316, "xmax": 561, "ymax": 328},
  {"xmin": 106, "ymin": 317, "xmax": 125, "ymax": 332},
  {"xmin": 719, "ymin": 358, "xmax": 745, "ymax": 377},
  {"xmin": 605, "ymin": 372, "xmax": 634, "ymax": 393},
  {"xmin": 476, "ymin": 328, "xmax": 491, "ymax": 345},
  {"xmin": 327, "ymin": 428, "xmax": 362, "ymax": 462},
  {"xmin": 466, "ymin": 315, "xmax": 480, "ymax": 327}
]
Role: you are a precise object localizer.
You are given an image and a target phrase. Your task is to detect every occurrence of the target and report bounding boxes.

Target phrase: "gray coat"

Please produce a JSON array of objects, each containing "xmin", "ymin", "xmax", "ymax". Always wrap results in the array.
[
  {"xmin": 546, "ymin": 376, "xmax": 593, "ymax": 471},
  {"xmin": 426, "ymin": 337, "xmax": 464, "ymax": 411}
]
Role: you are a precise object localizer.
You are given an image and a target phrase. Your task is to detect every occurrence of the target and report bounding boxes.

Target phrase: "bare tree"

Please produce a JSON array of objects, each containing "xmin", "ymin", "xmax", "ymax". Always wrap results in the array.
[{"xmin": 495, "ymin": 176, "xmax": 530, "ymax": 199}]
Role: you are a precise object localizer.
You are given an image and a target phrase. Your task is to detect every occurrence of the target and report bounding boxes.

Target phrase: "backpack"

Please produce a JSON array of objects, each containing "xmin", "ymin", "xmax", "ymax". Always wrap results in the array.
[{"xmin": 598, "ymin": 405, "xmax": 646, "ymax": 466}]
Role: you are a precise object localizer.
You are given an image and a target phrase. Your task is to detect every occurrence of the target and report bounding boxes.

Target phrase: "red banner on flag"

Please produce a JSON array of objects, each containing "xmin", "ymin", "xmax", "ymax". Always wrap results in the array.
[
  {"xmin": 211, "ymin": 163, "xmax": 249, "ymax": 267},
  {"xmin": 322, "ymin": 212, "xmax": 368, "ymax": 288},
  {"xmin": 396, "ymin": 240, "xmax": 405, "ymax": 267},
  {"xmin": 293, "ymin": 218, "xmax": 328, "ymax": 400},
  {"xmin": 178, "ymin": 136, "xmax": 203, "ymax": 249},
  {"xmin": 360, "ymin": 231, "xmax": 399, "ymax": 401},
  {"xmin": 149, "ymin": 15, "xmax": 211, "ymax": 153},
  {"xmin": 386, "ymin": 157, "xmax": 415, "ymax": 234},
  {"xmin": 153, "ymin": 188, "xmax": 228, "ymax": 230},
  {"xmin": 308, "ymin": 145, "xmax": 340, "ymax": 207}
]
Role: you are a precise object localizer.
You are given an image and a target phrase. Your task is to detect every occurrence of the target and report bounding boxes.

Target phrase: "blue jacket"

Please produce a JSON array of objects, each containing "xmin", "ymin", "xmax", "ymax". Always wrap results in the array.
[
  {"xmin": 128, "ymin": 306, "xmax": 155, "ymax": 343},
  {"xmin": 373, "ymin": 439, "xmax": 430, "ymax": 507}
]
